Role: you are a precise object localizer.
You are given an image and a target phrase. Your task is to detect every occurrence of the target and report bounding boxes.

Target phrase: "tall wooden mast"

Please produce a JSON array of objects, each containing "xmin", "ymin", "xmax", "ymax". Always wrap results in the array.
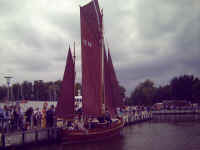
[{"xmin": 74, "ymin": 41, "xmax": 76, "ymax": 96}]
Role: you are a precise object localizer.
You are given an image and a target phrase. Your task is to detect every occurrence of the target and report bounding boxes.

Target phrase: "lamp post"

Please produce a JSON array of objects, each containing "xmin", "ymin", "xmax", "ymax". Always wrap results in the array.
[{"xmin": 4, "ymin": 74, "xmax": 13, "ymax": 101}]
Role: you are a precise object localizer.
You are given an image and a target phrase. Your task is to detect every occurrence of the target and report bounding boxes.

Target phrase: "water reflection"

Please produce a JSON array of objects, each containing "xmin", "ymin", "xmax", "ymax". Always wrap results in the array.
[
  {"xmin": 63, "ymin": 136, "xmax": 124, "ymax": 150},
  {"xmin": 122, "ymin": 121, "xmax": 200, "ymax": 150},
  {"xmin": 152, "ymin": 114, "xmax": 200, "ymax": 123}
]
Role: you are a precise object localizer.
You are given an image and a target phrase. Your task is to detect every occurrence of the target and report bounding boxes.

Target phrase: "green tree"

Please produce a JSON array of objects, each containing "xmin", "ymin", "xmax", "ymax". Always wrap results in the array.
[
  {"xmin": 22, "ymin": 81, "xmax": 33, "ymax": 100},
  {"xmin": 75, "ymin": 82, "xmax": 81, "ymax": 96},
  {"xmin": 119, "ymin": 85, "xmax": 126, "ymax": 100},
  {"xmin": 170, "ymin": 75, "xmax": 196, "ymax": 101},
  {"xmin": 12, "ymin": 83, "xmax": 21, "ymax": 101},
  {"xmin": 154, "ymin": 85, "xmax": 172, "ymax": 102},
  {"xmin": 192, "ymin": 78, "xmax": 200, "ymax": 102},
  {"xmin": 130, "ymin": 79, "xmax": 156, "ymax": 106},
  {"xmin": 54, "ymin": 80, "xmax": 62, "ymax": 100},
  {"xmin": 0, "ymin": 85, "xmax": 7, "ymax": 101}
]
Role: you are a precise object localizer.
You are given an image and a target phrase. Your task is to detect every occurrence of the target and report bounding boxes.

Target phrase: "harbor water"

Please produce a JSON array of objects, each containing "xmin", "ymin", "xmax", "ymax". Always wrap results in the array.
[{"xmin": 15, "ymin": 115, "xmax": 200, "ymax": 150}]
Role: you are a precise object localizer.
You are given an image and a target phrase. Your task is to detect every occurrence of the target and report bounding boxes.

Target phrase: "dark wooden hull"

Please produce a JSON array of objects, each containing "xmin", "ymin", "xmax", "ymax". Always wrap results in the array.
[{"xmin": 61, "ymin": 119, "xmax": 124, "ymax": 144}]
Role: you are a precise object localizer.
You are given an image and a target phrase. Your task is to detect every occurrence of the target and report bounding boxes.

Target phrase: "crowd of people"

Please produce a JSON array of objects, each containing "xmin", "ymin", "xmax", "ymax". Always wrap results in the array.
[
  {"xmin": 0, "ymin": 103, "xmax": 56, "ymax": 133},
  {"xmin": 0, "ymin": 104, "xmax": 154, "ymax": 133},
  {"xmin": 59, "ymin": 108, "xmax": 115, "ymax": 132}
]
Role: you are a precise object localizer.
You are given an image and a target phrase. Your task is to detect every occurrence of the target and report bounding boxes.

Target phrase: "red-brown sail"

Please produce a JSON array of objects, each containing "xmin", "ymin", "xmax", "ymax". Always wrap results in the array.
[
  {"xmin": 108, "ymin": 49, "xmax": 123, "ymax": 108},
  {"xmin": 104, "ymin": 46, "xmax": 115, "ymax": 116},
  {"xmin": 80, "ymin": 0, "xmax": 103, "ymax": 116},
  {"xmin": 57, "ymin": 0, "xmax": 124, "ymax": 143},
  {"xmin": 56, "ymin": 47, "xmax": 75, "ymax": 119}
]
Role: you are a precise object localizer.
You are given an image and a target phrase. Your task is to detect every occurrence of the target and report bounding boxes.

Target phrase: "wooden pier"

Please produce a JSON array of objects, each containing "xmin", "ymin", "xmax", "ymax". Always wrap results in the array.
[
  {"xmin": 123, "ymin": 111, "xmax": 152, "ymax": 126},
  {"xmin": 0, "ymin": 128, "xmax": 61, "ymax": 149},
  {"xmin": 152, "ymin": 109, "xmax": 200, "ymax": 115},
  {"xmin": 122, "ymin": 109, "xmax": 200, "ymax": 125}
]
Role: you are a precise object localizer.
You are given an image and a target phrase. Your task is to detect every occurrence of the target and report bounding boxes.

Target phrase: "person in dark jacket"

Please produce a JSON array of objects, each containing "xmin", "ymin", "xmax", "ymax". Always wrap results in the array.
[{"xmin": 46, "ymin": 105, "xmax": 55, "ymax": 127}]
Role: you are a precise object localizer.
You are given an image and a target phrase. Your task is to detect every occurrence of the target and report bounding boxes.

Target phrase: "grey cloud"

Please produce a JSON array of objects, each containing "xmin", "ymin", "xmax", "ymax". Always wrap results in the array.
[
  {"xmin": 47, "ymin": 13, "xmax": 80, "ymax": 40},
  {"xmin": 0, "ymin": 0, "xmax": 25, "ymax": 16},
  {"xmin": 4, "ymin": 50, "xmax": 52, "ymax": 72},
  {"xmin": 0, "ymin": 0, "xmax": 200, "ymax": 96},
  {"xmin": 15, "ymin": 57, "xmax": 52, "ymax": 72}
]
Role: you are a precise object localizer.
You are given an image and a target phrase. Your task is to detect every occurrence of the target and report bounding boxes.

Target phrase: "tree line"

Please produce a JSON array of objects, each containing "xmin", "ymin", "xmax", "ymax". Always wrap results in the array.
[
  {"xmin": 0, "ymin": 74, "xmax": 199, "ymax": 106},
  {"xmin": 125, "ymin": 74, "xmax": 200, "ymax": 106},
  {"xmin": 0, "ymin": 80, "xmax": 81, "ymax": 101}
]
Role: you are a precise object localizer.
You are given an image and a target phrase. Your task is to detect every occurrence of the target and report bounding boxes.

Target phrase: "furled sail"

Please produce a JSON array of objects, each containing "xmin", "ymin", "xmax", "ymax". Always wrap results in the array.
[
  {"xmin": 56, "ymin": 47, "xmax": 75, "ymax": 119},
  {"xmin": 107, "ymin": 49, "xmax": 123, "ymax": 108},
  {"xmin": 80, "ymin": 0, "xmax": 103, "ymax": 116}
]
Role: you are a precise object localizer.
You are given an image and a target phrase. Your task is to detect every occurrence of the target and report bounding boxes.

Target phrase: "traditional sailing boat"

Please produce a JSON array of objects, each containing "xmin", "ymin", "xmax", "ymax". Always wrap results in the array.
[{"xmin": 56, "ymin": 0, "xmax": 124, "ymax": 143}]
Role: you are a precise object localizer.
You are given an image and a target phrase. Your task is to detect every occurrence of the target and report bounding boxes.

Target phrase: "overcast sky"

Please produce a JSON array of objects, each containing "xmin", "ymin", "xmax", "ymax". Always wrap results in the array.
[{"xmin": 0, "ymin": 0, "xmax": 200, "ymax": 96}]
